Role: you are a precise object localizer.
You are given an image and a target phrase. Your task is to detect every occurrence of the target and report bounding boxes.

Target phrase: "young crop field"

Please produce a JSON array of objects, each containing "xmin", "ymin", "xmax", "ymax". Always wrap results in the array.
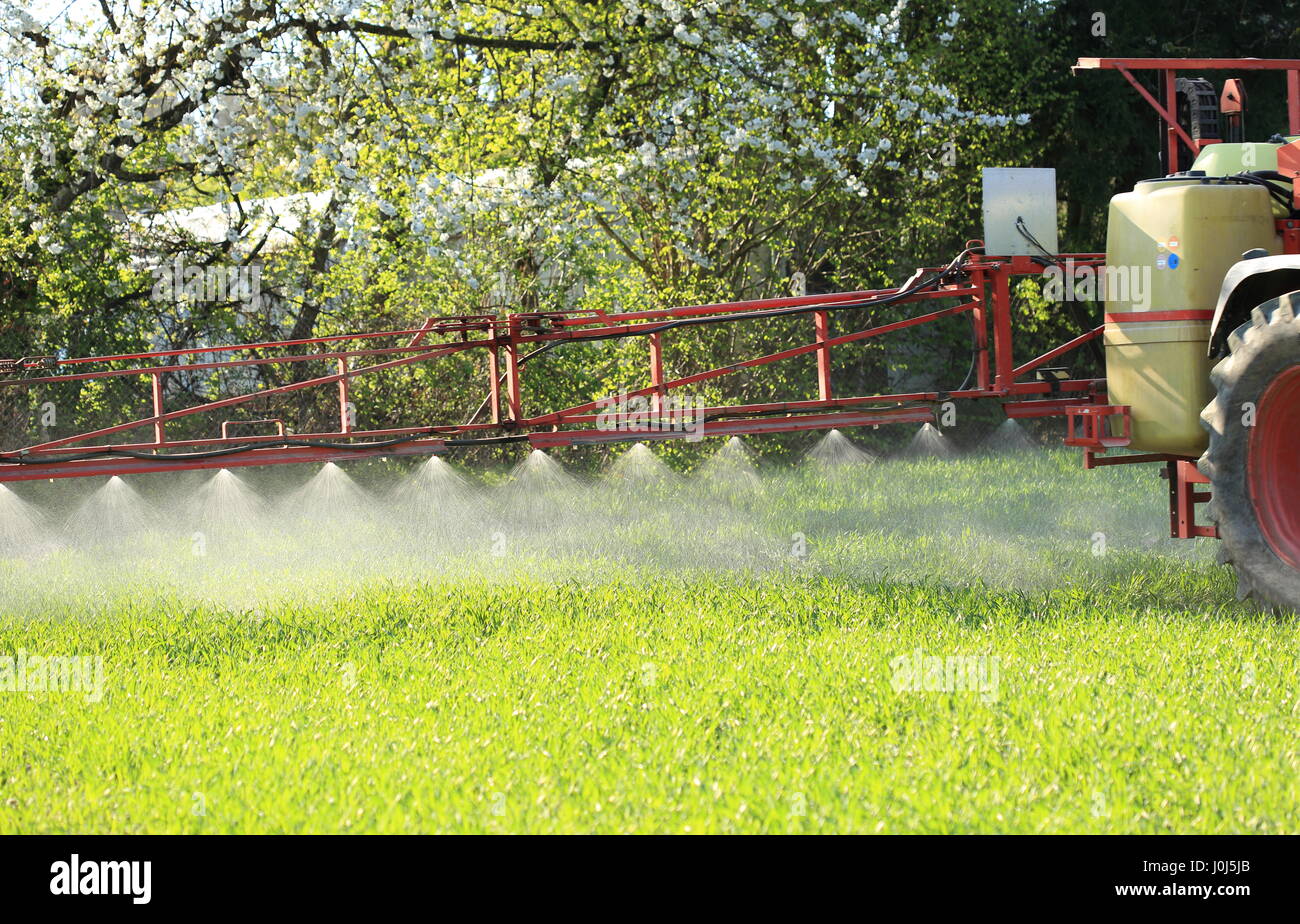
[{"xmin": 1, "ymin": 441, "xmax": 1296, "ymax": 834}]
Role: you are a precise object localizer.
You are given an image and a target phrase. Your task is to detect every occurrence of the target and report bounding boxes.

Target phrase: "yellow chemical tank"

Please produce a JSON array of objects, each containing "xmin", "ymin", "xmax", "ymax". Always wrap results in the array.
[{"xmin": 1103, "ymin": 176, "xmax": 1279, "ymax": 455}]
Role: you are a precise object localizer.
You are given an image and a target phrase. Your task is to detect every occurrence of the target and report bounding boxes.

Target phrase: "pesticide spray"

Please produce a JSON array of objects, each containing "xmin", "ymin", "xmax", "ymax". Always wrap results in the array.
[
  {"xmin": 806, "ymin": 429, "xmax": 875, "ymax": 466},
  {"xmin": 0, "ymin": 434, "xmax": 1206, "ymax": 615},
  {"xmin": 907, "ymin": 423, "xmax": 955, "ymax": 459},
  {"xmin": 193, "ymin": 468, "xmax": 264, "ymax": 530},
  {"xmin": 609, "ymin": 442, "xmax": 676, "ymax": 484},
  {"xmin": 0, "ymin": 484, "xmax": 47, "ymax": 555},
  {"xmin": 68, "ymin": 475, "xmax": 153, "ymax": 541},
  {"xmin": 981, "ymin": 419, "xmax": 1039, "ymax": 453}
]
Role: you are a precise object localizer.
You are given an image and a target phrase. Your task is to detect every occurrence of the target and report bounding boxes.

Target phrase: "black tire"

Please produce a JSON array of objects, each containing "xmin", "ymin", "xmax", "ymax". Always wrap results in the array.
[{"xmin": 1199, "ymin": 289, "xmax": 1300, "ymax": 611}]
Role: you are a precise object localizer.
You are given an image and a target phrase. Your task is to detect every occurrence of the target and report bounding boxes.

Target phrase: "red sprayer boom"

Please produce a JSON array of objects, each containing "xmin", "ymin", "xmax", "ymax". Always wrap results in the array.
[{"xmin": 0, "ymin": 249, "xmax": 1107, "ymax": 482}]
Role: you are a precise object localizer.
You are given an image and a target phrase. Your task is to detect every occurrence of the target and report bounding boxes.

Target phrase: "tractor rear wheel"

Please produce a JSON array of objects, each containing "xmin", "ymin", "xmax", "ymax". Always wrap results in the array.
[{"xmin": 1199, "ymin": 290, "xmax": 1300, "ymax": 611}]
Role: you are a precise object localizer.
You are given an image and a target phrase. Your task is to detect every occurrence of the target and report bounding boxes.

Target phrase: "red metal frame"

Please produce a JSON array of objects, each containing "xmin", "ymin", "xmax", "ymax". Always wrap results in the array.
[
  {"xmin": 1064, "ymin": 405, "xmax": 1130, "ymax": 450},
  {"xmin": 1080, "ymin": 426, "xmax": 1217, "ymax": 540},
  {"xmin": 1073, "ymin": 58, "xmax": 1300, "ymax": 172},
  {"xmin": 1169, "ymin": 460, "xmax": 1218, "ymax": 540},
  {"xmin": 0, "ymin": 251, "xmax": 1109, "ymax": 483}
]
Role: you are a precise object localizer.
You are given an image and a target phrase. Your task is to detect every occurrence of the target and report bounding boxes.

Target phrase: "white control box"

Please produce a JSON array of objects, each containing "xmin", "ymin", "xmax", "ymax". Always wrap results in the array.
[{"xmin": 981, "ymin": 168, "xmax": 1058, "ymax": 257}]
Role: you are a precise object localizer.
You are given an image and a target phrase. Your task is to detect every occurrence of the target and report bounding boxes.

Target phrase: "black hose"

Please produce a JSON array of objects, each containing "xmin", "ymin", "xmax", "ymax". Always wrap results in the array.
[
  {"xmin": 1223, "ymin": 171, "xmax": 1297, "ymax": 216},
  {"xmin": 0, "ymin": 434, "xmax": 432, "ymax": 465},
  {"xmin": 1015, "ymin": 217, "xmax": 1104, "ymax": 366}
]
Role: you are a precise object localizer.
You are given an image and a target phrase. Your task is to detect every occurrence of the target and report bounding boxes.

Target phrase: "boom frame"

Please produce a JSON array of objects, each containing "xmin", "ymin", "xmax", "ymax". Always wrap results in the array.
[{"xmin": 0, "ymin": 251, "xmax": 1109, "ymax": 482}]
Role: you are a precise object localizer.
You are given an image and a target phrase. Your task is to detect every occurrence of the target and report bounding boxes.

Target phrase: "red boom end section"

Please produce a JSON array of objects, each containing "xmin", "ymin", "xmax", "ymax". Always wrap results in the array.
[{"xmin": 0, "ymin": 439, "xmax": 449, "ymax": 483}]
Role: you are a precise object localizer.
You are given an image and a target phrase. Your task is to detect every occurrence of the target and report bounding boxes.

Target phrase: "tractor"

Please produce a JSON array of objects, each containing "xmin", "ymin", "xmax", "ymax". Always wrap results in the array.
[
  {"xmin": 2, "ymin": 57, "xmax": 1300, "ymax": 609},
  {"xmin": 1073, "ymin": 57, "xmax": 1300, "ymax": 611}
]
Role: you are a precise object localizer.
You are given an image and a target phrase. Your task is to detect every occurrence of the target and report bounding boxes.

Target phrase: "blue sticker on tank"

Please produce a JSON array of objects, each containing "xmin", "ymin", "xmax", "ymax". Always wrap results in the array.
[{"xmin": 1167, "ymin": 253, "xmax": 1180, "ymax": 269}]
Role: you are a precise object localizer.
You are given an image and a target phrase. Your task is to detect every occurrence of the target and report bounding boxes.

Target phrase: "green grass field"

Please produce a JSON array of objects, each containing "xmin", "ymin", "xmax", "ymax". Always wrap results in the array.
[{"xmin": 1, "ymin": 445, "xmax": 1297, "ymax": 833}]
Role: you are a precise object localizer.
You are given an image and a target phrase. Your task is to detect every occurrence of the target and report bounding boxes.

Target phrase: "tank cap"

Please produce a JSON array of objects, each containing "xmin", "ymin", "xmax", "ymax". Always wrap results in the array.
[{"xmin": 1242, "ymin": 248, "xmax": 1270, "ymax": 260}]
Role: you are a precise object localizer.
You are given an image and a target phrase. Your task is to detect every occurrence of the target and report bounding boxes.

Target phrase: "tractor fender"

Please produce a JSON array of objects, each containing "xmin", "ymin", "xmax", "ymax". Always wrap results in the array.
[{"xmin": 1208, "ymin": 255, "xmax": 1300, "ymax": 358}]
